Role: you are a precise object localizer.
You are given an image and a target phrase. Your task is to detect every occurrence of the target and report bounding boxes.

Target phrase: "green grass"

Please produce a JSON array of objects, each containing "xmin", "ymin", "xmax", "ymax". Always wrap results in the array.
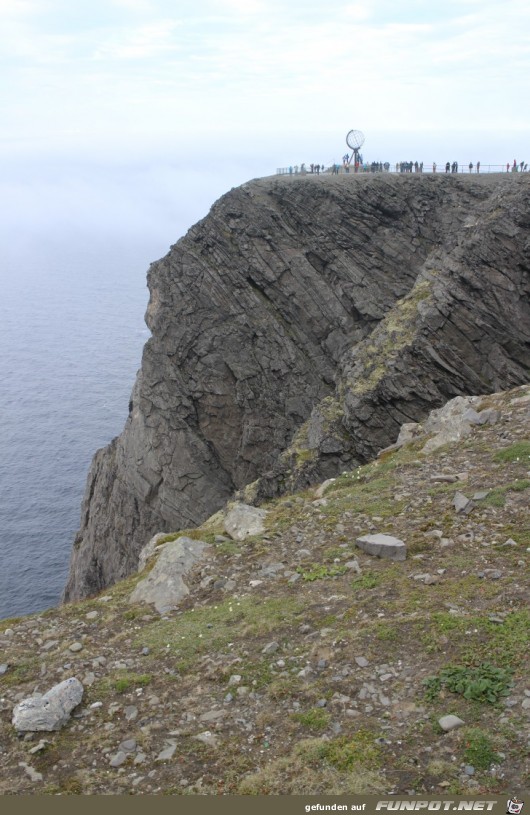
[
  {"xmin": 462, "ymin": 728, "xmax": 501, "ymax": 770},
  {"xmin": 113, "ymin": 673, "xmax": 152, "ymax": 693},
  {"xmin": 351, "ymin": 571, "xmax": 379, "ymax": 590},
  {"xmin": 296, "ymin": 563, "xmax": 349, "ymax": 581},
  {"xmin": 292, "ymin": 707, "xmax": 330, "ymax": 731},
  {"xmin": 419, "ymin": 610, "xmax": 529, "ymax": 668},
  {"xmin": 136, "ymin": 594, "xmax": 305, "ymax": 673},
  {"xmin": 482, "ymin": 479, "xmax": 530, "ymax": 507},
  {"xmin": 493, "ymin": 441, "xmax": 530, "ymax": 463}
]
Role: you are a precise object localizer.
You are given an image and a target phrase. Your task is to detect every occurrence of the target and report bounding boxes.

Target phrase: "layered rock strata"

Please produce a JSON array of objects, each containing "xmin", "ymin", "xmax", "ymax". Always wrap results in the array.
[{"xmin": 64, "ymin": 173, "xmax": 530, "ymax": 600}]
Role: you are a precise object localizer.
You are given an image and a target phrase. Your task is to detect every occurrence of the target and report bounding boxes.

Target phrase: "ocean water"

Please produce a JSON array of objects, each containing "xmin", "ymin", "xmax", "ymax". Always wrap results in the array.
[{"xmin": 0, "ymin": 233, "xmax": 159, "ymax": 620}]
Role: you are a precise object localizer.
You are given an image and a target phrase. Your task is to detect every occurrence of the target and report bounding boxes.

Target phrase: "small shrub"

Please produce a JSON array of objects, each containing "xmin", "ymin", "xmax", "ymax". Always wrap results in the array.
[
  {"xmin": 297, "ymin": 563, "xmax": 348, "ymax": 581},
  {"xmin": 352, "ymin": 572, "xmax": 379, "ymax": 590},
  {"xmin": 463, "ymin": 729, "xmax": 501, "ymax": 770},
  {"xmin": 292, "ymin": 708, "xmax": 330, "ymax": 731},
  {"xmin": 113, "ymin": 673, "xmax": 152, "ymax": 694},
  {"xmin": 423, "ymin": 663, "xmax": 512, "ymax": 704}
]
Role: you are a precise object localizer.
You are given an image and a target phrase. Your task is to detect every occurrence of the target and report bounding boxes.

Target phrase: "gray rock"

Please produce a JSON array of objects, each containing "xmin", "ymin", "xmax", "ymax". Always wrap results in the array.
[
  {"xmin": 195, "ymin": 730, "xmax": 219, "ymax": 748},
  {"xmin": 355, "ymin": 656, "xmax": 369, "ymax": 668},
  {"xmin": 124, "ymin": 706, "xmax": 138, "ymax": 721},
  {"xmin": 69, "ymin": 642, "xmax": 83, "ymax": 653},
  {"xmin": 0, "ymin": 664, "xmax": 8, "ymax": 675},
  {"xmin": 109, "ymin": 751, "xmax": 127, "ymax": 767},
  {"xmin": 345, "ymin": 559, "xmax": 361, "ymax": 573},
  {"xmin": 453, "ymin": 491, "xmax": 473, "ymax": 513},
  {"xmin": 224, "ymin": 502, "xmax": 268, "ymax": 540},
  {"xmin": 157, "ymin": 741, "xmax": 177, "ymax": 761},
  {"xmin": 199, "ymin": 709, "xmax": 228, "ymax": 722},
  {"xmin": 18, "ymin": 762, "xmax": 43, "ymax": 783},
  {"xmin": 12, "ymin": 678, "xmax": 84, "ymax": 732},
  {"xmin": 128, "ymin": 536, "xmax": 211, "ymax": 614},
  {"xmin": 439, "ymin": 714, "xmax": 465, "ymax": 731},
  {"xmin": 262, "ymin": 641, "xmax": 280, "ymax": 654},
  {"xmin": 314, "ymin": 478, "xmax": 336, "ymax": 499},
  {"xmin": 356, "ymin": 533, "xmax": 406, "ymax": 561}
]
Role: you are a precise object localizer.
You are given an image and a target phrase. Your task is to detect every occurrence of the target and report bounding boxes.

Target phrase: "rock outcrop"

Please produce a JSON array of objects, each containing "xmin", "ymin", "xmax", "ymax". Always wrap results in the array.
[{"xmin": 64, "ymin": 173, "xmax": 530, "ymax": 600}]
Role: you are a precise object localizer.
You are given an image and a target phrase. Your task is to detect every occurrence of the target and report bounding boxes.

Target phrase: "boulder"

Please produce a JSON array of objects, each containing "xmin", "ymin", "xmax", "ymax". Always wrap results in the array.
[
  {"xmin": 355, "ymin": 533, "xmax": 407, "ymax": 561},
  {"xmin": 129, "ymin": 536, "xmax": 211, "ymax": 614},
  {"xmin": 224, "ymin": 502, "xmax": 268, "ymax": 541},
  {"xmin": 12, "ymin": 677, "xmax": 84, "ymax": 732}
]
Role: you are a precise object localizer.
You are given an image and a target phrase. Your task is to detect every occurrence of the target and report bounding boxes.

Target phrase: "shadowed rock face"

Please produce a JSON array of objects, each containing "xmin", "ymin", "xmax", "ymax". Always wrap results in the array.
[{"xmin": 63, "ymin": 173, "xmax": 530, "ymax": 601}]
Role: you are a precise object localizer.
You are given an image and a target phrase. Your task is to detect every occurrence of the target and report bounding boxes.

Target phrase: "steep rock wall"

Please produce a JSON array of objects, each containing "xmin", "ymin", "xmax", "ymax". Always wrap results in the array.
[{"xmin": 64, "ymin": 173, "xmax": 530, "ymax": 600}]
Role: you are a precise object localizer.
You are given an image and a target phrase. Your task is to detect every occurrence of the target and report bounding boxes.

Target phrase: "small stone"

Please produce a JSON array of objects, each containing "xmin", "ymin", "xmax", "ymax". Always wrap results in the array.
[
  {"xmin": 345, "ymin": 560, "xmax": 361, "ymax": 573},
  {"xmin": 28, "ymin": 740, "xmax": 48, "ymax": 754},
  {"xmin": 236, "ymin": 686, "xmax": 249, "ymax": 697},
  {"xmin": 195, "ymin": 730, "xmax": 219, "ymax": 747},
  {"xmin": 464, "ymin": 765, "xmax": 475, "ymax": 776},
  {"xmin": 0, "ymin": 664, "xmax": 8, "ymax": 675},
  {"xmin": 86, "ymin": 611, "xmax": 98, "ymax": 620},
  {"xmin": 119, "ymin": 739, "xmax": 137, "ymax": 753},
  {"xmin": 134, "ymin": 753, "xmax": 147, "ymax": 765},
  {"xmin": 83, "ymin": 672, "xmax": 96, "ymax": 686},
  {"xmin": 473, "ymin": 490, "xmax": 490, "ymax": 501},
  {"xmin": 3, "ymin": 628, "xmax": 14, "ymax": 636},
  {"xmin": 18, "ymin": 762, "xmax": 43, "ymax": 782},
  {"xmin": 156, "ymin": 742, "xmax": 177, "ymax": 761},
  {"xmin": 109, "ymin": 751, "xmax": 127, "ymax": 767},
  {"xmin": 355, "ymin": 656, "xmax": 369, "ymax": 668},
  {"xmin": 521, "ymin": 698, "xmax": 530, "ymax": 710},
  {"xmin": 141, "ymin": 647, "xmax": 150, "ymax": 656},
  {"xmin": 453, "ymin": 492, "xmax": 473, "ymax": 514},
  {"xmin": 199, "ymin": 709, "xmax": 228, "ymax": 722},
  {"xmin": 262, "ymin": 641, "xmax": 279, "ymax": 655},
  {"xmin": 484, "ymin": 569, "xmax": 502, "ymax": 580},
  {"xmin": 356, "ymin": 533, "xmax": 407, "ymax": 561},
  {"xmin": 228, "ymin": 675, "xmax": 242, "ymax": 685},
  {"xmin": 69, "ymin": 642, "xmax": 83, "ymax": 653},
  {"xmin": 503, "ymin": 538, "xmax": 518, "ymax": 547},
  {"xmin": 439, "ymin": 714, "xmax": 465, "ymax": 731},
  {"xmin": 124, "ymin": 706, "xmax": 138, "ymax": 721}
]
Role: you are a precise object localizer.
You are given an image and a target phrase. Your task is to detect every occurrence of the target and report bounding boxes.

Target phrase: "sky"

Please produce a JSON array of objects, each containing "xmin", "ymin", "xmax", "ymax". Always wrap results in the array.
[{"xmin": 1, "ymin": 0, "xmax": 529, "ymax": 241}]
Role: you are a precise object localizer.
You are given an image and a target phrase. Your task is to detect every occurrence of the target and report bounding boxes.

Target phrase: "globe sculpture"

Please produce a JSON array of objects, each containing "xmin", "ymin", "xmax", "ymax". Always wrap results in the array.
[{"xmin": 345, "ymin": 129, "xmax": 365, "ymax": 168}]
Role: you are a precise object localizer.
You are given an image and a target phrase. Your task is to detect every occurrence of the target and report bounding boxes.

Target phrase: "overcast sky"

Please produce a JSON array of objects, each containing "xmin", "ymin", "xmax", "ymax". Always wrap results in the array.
[
  {"xmin": 1, "ymin": 0, "xmax": 529, "ymax": 249},
  {"xmin": 2, "ymin": 0, "xmax": 529, "ymax": 164}
]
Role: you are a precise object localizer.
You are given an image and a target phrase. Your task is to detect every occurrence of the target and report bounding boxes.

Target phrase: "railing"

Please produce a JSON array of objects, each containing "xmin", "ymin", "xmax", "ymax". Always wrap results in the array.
[{"xmin": 276, "ymin": 164, "xmax": 528, "ymax": 175}]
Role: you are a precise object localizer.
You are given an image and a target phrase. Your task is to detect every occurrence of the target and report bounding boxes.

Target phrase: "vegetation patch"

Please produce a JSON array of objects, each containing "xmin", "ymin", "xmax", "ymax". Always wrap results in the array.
[
  {"xmin": 292, "ymin": 707, "xmax": 330, "ymax": 731},
  {"xmin": 462, "ymin": 728, "xmax": 501, "ymax": 770},
  {"xmin": 423, "ymin": 663, "xmax": 513, "ymax": 704},
  {"xmin": 237, "ymin": 734, "xmax": 385, "ymax": 795},
  {"xmin": 493, "ymin": 441, "xmax": 530, "ymax": 463},
  {"xmin": 296, "ymin": 563, "xmax": 348, "ymax": 581}
]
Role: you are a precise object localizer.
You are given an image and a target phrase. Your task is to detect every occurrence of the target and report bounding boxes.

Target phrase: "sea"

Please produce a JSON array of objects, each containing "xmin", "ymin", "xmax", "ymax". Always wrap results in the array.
[{"xmin": 0, "ymin": 149, "xmax": 259, "ymax": 621}]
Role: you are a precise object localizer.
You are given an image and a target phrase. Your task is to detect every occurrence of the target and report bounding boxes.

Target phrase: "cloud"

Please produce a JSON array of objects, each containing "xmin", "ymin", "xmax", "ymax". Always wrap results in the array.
[{"xmin": 93, "ymin": 19, "xmax": 181, "ymax": 60}]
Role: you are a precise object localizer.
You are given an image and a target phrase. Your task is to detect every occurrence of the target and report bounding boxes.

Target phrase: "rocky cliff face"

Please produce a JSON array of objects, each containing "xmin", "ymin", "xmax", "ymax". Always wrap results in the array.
[{"xmin": 64, "ymin": 173, "xmax": 530, "ymax": 600}]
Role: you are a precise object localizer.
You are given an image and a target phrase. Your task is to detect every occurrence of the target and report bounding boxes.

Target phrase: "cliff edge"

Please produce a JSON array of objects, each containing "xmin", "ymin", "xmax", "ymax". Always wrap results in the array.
[{"xmin": 64, "ymin": 172, "xmax": 530, "ymax": 600}]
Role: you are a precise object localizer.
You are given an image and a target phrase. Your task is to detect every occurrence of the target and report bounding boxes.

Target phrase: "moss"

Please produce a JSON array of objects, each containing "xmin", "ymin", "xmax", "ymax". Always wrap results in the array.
[{"xmin": 346, "ymin": 279, "xmax": 433, "ymax": 396}]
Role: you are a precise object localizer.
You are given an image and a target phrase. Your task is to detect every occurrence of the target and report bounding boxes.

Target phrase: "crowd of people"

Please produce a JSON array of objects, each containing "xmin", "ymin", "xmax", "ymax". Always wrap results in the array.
[{"xmin": 283, "ymin": 157, "xmax": 528, "ymax": 175}]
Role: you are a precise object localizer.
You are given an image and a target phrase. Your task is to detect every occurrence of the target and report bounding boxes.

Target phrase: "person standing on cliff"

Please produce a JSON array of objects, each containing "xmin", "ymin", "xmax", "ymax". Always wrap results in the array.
[
  {"xmin": 469, "ymin": 162, "xmax": 473, "ymax": 173},
  {"xmin": 476, "ymin": 161, "xmax": 480, "ymax": 173}
]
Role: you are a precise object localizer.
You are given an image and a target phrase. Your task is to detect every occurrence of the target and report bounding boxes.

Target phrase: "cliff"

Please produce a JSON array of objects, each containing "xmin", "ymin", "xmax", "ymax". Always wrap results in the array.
[{"xmin": 63, "ymin": 172, "xmax": 530, "ymax": 601}]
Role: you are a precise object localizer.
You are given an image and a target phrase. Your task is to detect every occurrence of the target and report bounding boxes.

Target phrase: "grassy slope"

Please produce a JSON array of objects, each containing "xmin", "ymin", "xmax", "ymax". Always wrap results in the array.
[{"xmin": 0, "ymin": 385, "xmax": 529, "ymax": 795}]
